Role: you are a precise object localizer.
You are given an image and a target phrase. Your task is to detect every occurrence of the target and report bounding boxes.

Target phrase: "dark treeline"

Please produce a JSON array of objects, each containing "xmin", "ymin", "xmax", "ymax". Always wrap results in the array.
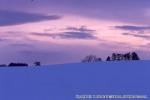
[
  {"xmin": 82, "ymin": 52, "xmax": 140, "ymax": 63},
  {"xmin": 0, "ymin": 61, "xmax": 41, "ymax": 67},
  {"xmin": 0, "ymin": 52, "xmax": 141, "ymax": 67},
  {"xmin": 9, "ymin": 63, "xmax": 28, "ymax": 67},
  {"xmin": 106, "ymin": 52, "xmax": 140, "ymax": 61}
]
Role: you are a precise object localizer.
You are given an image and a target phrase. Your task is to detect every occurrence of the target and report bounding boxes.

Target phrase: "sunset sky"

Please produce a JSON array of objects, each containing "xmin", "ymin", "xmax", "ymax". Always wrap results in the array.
[{"xmin": 0, "ymin": 0, "xmax": 150, "ymax": 65}]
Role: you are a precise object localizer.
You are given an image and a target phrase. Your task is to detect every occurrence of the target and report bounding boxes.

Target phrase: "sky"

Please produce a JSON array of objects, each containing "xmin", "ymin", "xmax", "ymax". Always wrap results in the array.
[{"xmin": 0, "ymin": 0, "xmax": 150, "ymax": 65}]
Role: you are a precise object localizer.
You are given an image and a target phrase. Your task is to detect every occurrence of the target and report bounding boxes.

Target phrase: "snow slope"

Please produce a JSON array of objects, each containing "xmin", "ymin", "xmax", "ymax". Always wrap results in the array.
[{"xmin": 0, "ymin": 61, "xmax": 149, "ymax": 100}]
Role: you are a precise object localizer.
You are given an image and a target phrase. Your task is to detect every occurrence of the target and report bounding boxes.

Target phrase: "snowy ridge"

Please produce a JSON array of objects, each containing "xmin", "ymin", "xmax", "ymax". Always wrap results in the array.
[{"xmin": 0, "ymin": 61, "xmax": 149, "ymax": 100}]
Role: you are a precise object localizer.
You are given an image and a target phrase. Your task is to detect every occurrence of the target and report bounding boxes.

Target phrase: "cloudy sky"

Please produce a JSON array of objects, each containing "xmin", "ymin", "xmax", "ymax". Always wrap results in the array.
[{"xmin": 0, "ymin": 0, "xmax": 150, "ymax": 65}]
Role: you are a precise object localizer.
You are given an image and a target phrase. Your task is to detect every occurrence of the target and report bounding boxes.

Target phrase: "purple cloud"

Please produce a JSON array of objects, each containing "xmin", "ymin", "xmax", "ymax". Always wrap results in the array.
[
  {"xmin": 122, "ymin": 33, "xmax": 150, "ymax": 40},
  {"xmin": 1, "ymin": 0, "xmax": 150, "ymax": 24},
  {"xmin": 58, "ymin": 31, "xmax": 97, "ymax": 39},
  {"xmin": 31, "ymin": 26, "xmax": 97, "ymax": 39},
  {"xmin": 66, "ymin": 26, "xmax": 95, "ymax": 32},
  {"xmin": 0, "ymin": 10, "xmax": 61, "ymax": 26},
  {"xmin": 115, "ymin": 25, "xmax": 150, "ymax": 31}
]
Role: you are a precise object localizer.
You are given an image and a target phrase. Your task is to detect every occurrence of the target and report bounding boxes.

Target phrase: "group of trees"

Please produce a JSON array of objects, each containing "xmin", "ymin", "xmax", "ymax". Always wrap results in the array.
[
  {"xmin": 82, "ymin": 55, "xmax": 102, "ymax": 63},
  {"xmin": 106, "ymin": 52, "xmax": 140, "ymax": 61},
  {"xmin": 0, "ymin": 61, "xmax": 41, "ymax": 67},
  {"xmin": 9, "ymin": 63, "xmax": 28, "ymax": 67},
  {"xmin": 82, "ymin": 52, "xmax": 140, "ymax": 63},
  {"xmin": 0, "ymin": 52, "xmax": 141, "ymax": 66}
]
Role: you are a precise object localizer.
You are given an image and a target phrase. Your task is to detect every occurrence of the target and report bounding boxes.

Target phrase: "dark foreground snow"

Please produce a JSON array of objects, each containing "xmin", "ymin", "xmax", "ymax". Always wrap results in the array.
[{"xmin": 0, "ymin": 61, "xmax": 149, "ymax": 100}]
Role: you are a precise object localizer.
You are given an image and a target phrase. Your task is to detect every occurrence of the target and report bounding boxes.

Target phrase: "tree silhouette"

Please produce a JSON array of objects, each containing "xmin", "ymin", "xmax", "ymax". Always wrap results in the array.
[
  {"xmin": 106, "ymin": 56, "xmax": 111, "ymax": 61},
  {"xmin": 132, "ymin": 52, "xmax": 140, "ymax": 60},
  {"xmin": 95, "ymin": 58, "xmax": 102, "ymax": 62},
  {"xmin": 107, "ymin": 52, "xmax": 140, "ymax": 61},
  {"xmin": 34, "ymin": 62, "xmax": 41, "ymax": 66},
  {"xmin": 126, "ymin": 52, "xmax": 131, "ymax": 60},
  {"xmin": 82, "ymin": 55, "xmax": 96, "ymax": 63},
  {"xmin": 112, "ymin": 53, "xmax": 117, "ymax": 61},
  {"xmin": 0, "ymin": 64, "xmax": 7, "ymax": 67},
  {"xmin": 82, "ymin": 55, "xmax": 102, "ymax": 63},
  {"xmin": 8, "ymin": 63, "xmax": 28, "ymax": 67}
]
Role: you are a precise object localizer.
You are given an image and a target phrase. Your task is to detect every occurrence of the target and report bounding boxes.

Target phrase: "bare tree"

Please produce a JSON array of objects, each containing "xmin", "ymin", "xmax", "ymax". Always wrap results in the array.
[{"xmin": 82, "ymin": 55, "xmax": 102, "ymax": 63}]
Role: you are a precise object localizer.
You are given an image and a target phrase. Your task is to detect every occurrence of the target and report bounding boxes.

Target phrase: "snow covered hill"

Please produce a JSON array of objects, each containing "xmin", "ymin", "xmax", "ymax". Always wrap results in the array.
[{"xmin": 0, "ymin": 61, "xmax": 149, "ymax": 100}]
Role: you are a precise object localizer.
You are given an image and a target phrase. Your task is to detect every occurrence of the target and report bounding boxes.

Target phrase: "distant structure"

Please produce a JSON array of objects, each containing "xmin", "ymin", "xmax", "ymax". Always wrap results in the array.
[
  {"xmin": 34, "ymin": 62, "xmax": 41, "ymax": 66},
  {"xmin": 0, "ymin": 64, "xmax": 7, "ymax": 67},
  {"xmin": 106, "ymin": 52, "xmax": 140, "ymax": 61},
  {"xmin": 82, "ymin": 55, "xmax": 102, "ymax": 63},
  {"xmin": 8, "ymin": 63, "xmax": 28, "ymax": 67}
]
